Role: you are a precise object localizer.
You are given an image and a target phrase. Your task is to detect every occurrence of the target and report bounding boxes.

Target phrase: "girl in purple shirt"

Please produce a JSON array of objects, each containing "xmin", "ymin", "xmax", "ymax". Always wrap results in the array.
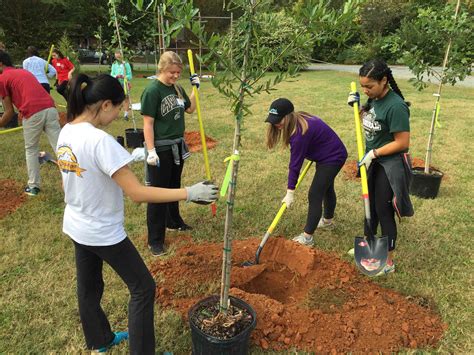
[{"xmin": 266, "ymin": 98, "xmax": 347, "ymax": 246}]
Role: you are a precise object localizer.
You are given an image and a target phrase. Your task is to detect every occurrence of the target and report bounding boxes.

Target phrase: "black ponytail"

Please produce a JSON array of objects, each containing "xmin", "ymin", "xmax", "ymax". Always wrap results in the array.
[
  {"xmin": 359, "ymin": 59, "xmax": 410, "ymax": 106},
  {"xmin": 67, "ymin": 74, "xmax": 125, "ymax": 121}
]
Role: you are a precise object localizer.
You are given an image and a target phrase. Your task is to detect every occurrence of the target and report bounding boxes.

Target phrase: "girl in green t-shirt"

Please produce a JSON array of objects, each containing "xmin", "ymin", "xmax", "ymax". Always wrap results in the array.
[
  {"xmin": 141, "ymin": 51, "xmax": 200, "ymax": 256},
  {"xmin": 348, "ymin": 59, "xmax": 414, "ymax": 276}
]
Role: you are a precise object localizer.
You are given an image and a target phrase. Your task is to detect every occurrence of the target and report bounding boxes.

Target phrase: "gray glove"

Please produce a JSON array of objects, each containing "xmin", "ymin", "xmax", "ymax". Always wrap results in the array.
[
  {"xmin": 185, "ymin": 181, "xmax": 218, "ymax": 204},
  {"xmin": 347, "ymin": 92, "xmax": 360, "ymax": 107}
]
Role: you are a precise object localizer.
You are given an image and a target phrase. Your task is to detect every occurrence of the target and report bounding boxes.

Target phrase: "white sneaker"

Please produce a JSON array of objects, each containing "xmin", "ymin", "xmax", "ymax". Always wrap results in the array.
[
  {"xmin": 292, "ymin": 233, "xmax": 314, "ymax": 246},
  {"xmin": 317, "ymin": 218, "xmax": 334, "ymax": 228}
]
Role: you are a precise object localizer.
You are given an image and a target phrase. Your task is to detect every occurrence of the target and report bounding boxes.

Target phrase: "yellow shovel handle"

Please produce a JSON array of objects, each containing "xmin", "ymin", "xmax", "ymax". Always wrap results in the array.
[{"xmin": 351, "ymin": 82, "xmax": 369, "ymax": 197}]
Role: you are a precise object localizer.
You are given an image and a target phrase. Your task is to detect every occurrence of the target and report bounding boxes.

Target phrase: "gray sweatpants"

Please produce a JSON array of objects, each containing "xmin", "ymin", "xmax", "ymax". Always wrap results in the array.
[{"xmin": 22, "ymin": 107, "xmax": 61, "ymax": 189}]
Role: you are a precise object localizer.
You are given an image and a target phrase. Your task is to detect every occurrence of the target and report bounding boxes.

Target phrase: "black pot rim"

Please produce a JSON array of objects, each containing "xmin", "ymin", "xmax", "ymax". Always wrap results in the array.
[
  {"xmin": 188, "ymin": 295, "xmax": 256, "ymax": 343},
  {"xmin": 411, "ymin": 166, "xmax": 444, "ymax": 177},
  {"xmin": 125, "ymin": 128, "xmax": 143, "ymax": 133}
]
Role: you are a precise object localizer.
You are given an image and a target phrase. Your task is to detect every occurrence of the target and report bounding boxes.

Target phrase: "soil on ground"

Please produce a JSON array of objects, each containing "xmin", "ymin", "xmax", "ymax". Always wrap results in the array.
[
  {"xmin": 0, "ymin": 179, "xmax": 27, "ymax": 219},
  {"xmin": 342, "ymin": 157, "xmax": 440, "ymax": 181},
  {"xmin": 184, "ymin": 131, "xmax": 217, "ymax": 152},
  {"xmin": 150, "ymin": 236, "xmax": 446, "ymax": 352}
]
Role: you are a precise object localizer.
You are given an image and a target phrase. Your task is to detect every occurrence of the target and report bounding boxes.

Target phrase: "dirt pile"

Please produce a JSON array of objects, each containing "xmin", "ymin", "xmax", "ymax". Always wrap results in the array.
[
  {"xmin": 184, "ymin": 131, "xmax": 217, "ymax": 153},
  {"xmin": 150, "ymin": 237, "xmax": 446, "ymax": 352},
  {"xmin": 0, "ymin": 179, "xmax": 27, "ymax": 219}
]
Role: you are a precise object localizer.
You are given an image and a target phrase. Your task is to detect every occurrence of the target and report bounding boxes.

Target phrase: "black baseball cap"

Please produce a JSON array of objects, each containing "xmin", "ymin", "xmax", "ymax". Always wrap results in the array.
[{"xmin": 265, "ymin": 98, "xmax": 294, "ymax": 125}]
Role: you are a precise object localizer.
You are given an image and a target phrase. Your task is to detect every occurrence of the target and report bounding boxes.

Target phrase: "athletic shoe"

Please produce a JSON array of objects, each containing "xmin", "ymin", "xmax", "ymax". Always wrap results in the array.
[
  {"xmin": 124, "ymin": 112, "xmax": 129, "ymax": 121},
  {"xmin": 347, "ymin": 248, "xmax": 355, "ymax": 256},
  {"xmin": 374, "ymin": 262, "xmax": 395, "ymax": 277},
  {"xmin": 317, "ymin": 218, "xmax": 334, "ymax": 229},
  {"xmin": 292, "ymin": 233, "xmax": 314, "ymax": 246},
  {"xmin": 24, "ymin": 186, "xmax": 40, "ymax": 196},
  {"xmin": 166, "ymin": 223, "xmax": 193, "ymax": 232},
  {"xmin": 97, "ymin": 331, "xmax": 129, "ymax": 352},
  {"xmin": 148, "ymin": 244, "xmax": 167, "ymax": 257}
]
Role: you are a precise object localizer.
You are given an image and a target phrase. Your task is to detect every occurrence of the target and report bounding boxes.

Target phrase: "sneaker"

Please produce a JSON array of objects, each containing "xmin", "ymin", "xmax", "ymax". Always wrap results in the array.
[
  {"xmin": 347, "ymin": 248, "xmax": 355, "ymax": 256},
  {"xmin": 24, "ymin": 186, "xmax": 40, "ymax": 196},
  {"xmin": 148, "ymin": 244, "xmax": 167, "ymax": 256},
  {"xmin": 374, "ymin": 262, "xmax": 395, "ymax": 277},
  {"xmin": 166, "ymin": 223, "xmax": 193, "ymax": 232},
  {"xmin": 317, "ymin": 218, "xmax": 334, "ymax": 228},
  {"xmin": 292, "ymin": 233, "xmax": 314, "ymax": 246},
  {"xmin": 124, "ymin": 112, "xmax": 129, "ymax": 121},
  {"xmin": 97, "ymin": 331, "xmax": 129, "ymax": 352}
]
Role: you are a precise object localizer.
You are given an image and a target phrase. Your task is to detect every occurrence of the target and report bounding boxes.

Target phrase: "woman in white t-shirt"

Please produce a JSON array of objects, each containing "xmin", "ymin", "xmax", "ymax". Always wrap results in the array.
[{"xmin": 56, "ymin": 73, "xmax": 218, "ymax": 354}]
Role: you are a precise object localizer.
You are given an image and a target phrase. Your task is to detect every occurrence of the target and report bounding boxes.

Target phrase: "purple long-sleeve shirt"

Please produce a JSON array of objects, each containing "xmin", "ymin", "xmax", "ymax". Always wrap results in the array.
[{"xmin": 288, "ymin": 116, "xmax": 347, "ymax": 189}]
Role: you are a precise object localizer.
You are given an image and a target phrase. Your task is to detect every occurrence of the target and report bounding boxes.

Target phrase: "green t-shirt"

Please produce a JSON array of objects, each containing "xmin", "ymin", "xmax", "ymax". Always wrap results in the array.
[
  {"xmin": 362, "ymin": 90, "xmax": 410, "ymax": 161},
  {"xmin": 140, "ymin": 80, "xmax": 190, "ymax": 149}
]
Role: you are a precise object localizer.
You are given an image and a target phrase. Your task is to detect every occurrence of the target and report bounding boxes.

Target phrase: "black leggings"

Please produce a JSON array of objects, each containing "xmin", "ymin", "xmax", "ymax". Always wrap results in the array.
[
  {"xmin": 146, "ymin": 148, "xmax": 184, "ymax": 247},
  {"xmin": 56, "ymin": 80, "xmax": 69, "ymax": 101},
  {"xmin": 364, "ymin": 162, "xmax": 397, "ymax": 251},
  {"xmin": 304, "ymin": 163, "xmax": 344, "ymax": 235},
  {"xmin": 73, "ymin": 238, "xmax": 156, "ymax": 354}
]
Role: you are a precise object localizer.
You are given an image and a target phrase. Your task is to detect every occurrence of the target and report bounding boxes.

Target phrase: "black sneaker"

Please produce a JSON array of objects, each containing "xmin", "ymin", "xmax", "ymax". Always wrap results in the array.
[
  {"xmin": 24, "ymin": 186, "xmax": 40, "ymax": 196},
  {"xmin": 148, "ymin": 244, "xmax": 166, "ymax": 257},
  {"xmin": 166, "ymin": 223, "xmax": 193, "ymax": 232}
]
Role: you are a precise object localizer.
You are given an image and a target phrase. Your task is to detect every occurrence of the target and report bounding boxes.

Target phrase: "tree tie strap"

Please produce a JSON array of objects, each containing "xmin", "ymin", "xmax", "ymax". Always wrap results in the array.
[{"xmin": 220, "ymin": 153, "xmax": 240, "ymax": 197}]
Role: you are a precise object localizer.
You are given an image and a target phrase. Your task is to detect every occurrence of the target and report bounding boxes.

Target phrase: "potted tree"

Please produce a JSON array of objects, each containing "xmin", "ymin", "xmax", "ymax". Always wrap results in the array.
[
  {"xmin": 132, "ymin": 0, "xmax": 359, "ymax": 352},
  {"xmin": 388, "ymin": 0, "xmax": 472, "ymax": 198}
]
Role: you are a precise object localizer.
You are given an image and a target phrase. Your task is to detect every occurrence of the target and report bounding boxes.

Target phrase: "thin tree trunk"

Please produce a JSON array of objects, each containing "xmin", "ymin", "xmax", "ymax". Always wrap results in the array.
[
  {"xmin": 219, "ymin": 2, "xmax": 253, "ymax": 315},
  {"xmin": 424, "ymin": 0, "xmax": 461, "ymax": 174}
]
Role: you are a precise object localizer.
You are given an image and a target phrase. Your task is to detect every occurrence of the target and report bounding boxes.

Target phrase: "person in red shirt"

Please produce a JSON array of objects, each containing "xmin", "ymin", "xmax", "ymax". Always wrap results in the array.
[
  {"xmin": 51, "ymin": 48, "xmax": 75, "ymax": 102},
  {"xmin": 0, "ymin": 50, "xmax": 61, "ymax": 196}
]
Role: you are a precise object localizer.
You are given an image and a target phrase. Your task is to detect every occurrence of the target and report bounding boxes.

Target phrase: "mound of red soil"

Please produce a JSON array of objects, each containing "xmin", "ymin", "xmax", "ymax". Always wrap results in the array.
[
  {"xmin": 184, "ymin": 131, "xmax": 217, "ymax": 153},
  {"xmin": 58, "ymin": 112, "xmax": 67, "ymax": 128},
  {"xmin": 150, "ymin": 237, "xmax": 446, "ymax": 352},
  {"xmin": 0, "ymin": 179, "xmax": 27, "ymax": 219}
]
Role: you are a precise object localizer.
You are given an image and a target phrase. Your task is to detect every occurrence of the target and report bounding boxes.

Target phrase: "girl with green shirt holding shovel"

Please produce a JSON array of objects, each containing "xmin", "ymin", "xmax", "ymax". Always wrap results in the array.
[
  {"xmin": 141, "ymin": 51, "xmax": 200, "ymax": 256},
  {"xmin": 348, "ymin": 59, "xmax": 414, "ymax": 276}
]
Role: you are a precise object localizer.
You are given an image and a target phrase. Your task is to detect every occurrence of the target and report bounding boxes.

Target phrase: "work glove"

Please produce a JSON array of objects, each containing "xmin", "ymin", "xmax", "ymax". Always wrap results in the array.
[
  {"xmin": 146, "ymin": 148, "xmax": 160, "ymax": 167},
  {"xmin": 282, "ymin": 189, "xmax": 295, "ymax": 208},
  {"xmin": 190, "ymin": 74, "xmax": 200, "ymax": 89},
  {"xmin": 347, "ymin": 92, "xmax": 360, "ymax": 107},
  {"xmin": 185, "ymin": 181, "xmax": 218, "ymax": 204},
  {"xmin": 358, "ymin": 149, "xmax": 377, "ymax": 170}
]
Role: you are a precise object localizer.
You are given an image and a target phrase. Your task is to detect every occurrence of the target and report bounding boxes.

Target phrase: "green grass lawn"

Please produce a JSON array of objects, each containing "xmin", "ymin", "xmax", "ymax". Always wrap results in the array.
[{"xmin": 0, "ymin": 69, "xmax": 473, "ymax": 353}]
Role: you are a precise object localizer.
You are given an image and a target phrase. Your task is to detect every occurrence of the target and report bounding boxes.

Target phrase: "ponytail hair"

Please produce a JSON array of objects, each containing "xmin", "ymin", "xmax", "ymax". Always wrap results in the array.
[
  {"xmin": 359, "ymin": 59, "xmax": 410, "ymax": 107},
  {"xmin": 67, "ymin": 74, "xmax": 125, "ymax": 121}
]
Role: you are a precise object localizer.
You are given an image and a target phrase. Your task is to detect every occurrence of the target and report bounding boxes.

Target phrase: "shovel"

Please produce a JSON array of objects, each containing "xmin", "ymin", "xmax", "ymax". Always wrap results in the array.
[
  {"xmin": 38, "ymin": 151, "xmax": 58, "ymax": 166},
  {"xmin": 242, "ymin": 160, "xmax": 313, "ymax": 266},
  {"xmin": 350, "ymin": 81, "xmax": 388, "ymax": 276}
]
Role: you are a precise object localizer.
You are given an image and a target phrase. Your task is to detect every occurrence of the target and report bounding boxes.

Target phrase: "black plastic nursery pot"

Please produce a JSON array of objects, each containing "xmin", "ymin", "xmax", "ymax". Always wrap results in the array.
[
  {"xmin": 410, "ymin": 167, "xmax": 444, "ymax": 199},
  {"xmin": 188, "ymin": 295, "xmax": 257, "ymax": 355},
  {"xmin": 125, "ymin": 128, "xmax": 144, "ymax": 148}
]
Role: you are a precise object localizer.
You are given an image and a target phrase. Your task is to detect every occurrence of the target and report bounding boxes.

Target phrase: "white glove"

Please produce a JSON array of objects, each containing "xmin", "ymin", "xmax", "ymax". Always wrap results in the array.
[
  {"xmin": 146, "ymin": 148, "xmax": 160, "ymax": 166},
  {"xmin": 282, "ymin": 189, "xmax": 295, "ymax": 208},
  {"xmin": 347, "ymin": 92, "xmax": 360, "ymax": 107},
  {"xmin": 358, "ymin": 149, "xmax": 377, "ymax": 170},
  {"xmin": 185, "ymin": 181, "xmax": 219, "ymax": 204},
  {"xmin": 190, "ymin": 74, "xmax": 200, "ymax": 89}
]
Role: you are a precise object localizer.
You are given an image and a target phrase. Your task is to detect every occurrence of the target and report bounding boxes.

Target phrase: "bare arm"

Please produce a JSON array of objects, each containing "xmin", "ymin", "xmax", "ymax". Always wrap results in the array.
[
  {"xmin": 0, "ymin": 96, "xmax": 14, "ymax": 127},
  {"xmin": 143, "ymin": 115, "xmax": 155, "ymax": 150},
  {"xmin": 376, "ymin": 131, "xmax": 410, "ymax": 157},
  {"xmin": 185, "ymin": 89, "xmax": 196, "ymax": 114},
  {"xmin": 112, "ymin": 165, "xmax": 187, "ymax": 203}
]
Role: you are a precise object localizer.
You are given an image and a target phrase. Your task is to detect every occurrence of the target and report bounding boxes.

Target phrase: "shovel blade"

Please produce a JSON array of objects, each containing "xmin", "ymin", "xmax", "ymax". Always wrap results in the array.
[{"xmin": 354, "ymin": 235, "xmax": 389, "ymax": 276}]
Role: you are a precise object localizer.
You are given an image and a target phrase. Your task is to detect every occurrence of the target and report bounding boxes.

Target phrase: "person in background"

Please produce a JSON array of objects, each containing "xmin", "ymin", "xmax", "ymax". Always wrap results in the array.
[
  {"xmin": 0, "ymin": 50, "xmax": 61, "ymax": 196},
  {"xmin": 51, "ymin": 48, "xmax": 75, "ymax": 101},
  {"xmin": 266, "ymin": 98, "xmax": 348, "ymax": 247},
  {"xmin": 141, "ymin": 50, "xmax": 200, "ymax": 256},
  {"xmin": 58, "ymin": 73, "xmax": 217, "ymax": 354},
  {"xmin": 110, "ymin": 49, "xmax": 132, "ymax": 120},
  {"xmin": 22, "ymin": 46, "xmax": 56, "ymax": 93},
  {"xmin": 347, "ymin": 58, "xmax": 414, "ymax": 276}
]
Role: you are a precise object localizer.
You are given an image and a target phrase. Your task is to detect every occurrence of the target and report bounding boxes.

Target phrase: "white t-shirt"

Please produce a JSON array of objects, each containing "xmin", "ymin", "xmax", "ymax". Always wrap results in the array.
[{"xmin": 57, "ymin": 122, "xmax": 134, "ymax": 246}]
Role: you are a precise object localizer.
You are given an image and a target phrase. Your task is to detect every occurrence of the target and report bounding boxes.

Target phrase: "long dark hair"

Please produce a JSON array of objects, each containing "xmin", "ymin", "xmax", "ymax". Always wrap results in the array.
[
  {"xmin": 67, "ymin": 74, "xmax": 125, "ymax": 121},
  {"xmin": 0, "ymin": 50, "xmax": 13, "ymax": 67},
  {"xmin": 359, "ymin": 58, "xmax": 410, "ymax": 107},
  {"xmin": 52, "ymin": 49, "xmax": 65, "ymax": 59}
]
